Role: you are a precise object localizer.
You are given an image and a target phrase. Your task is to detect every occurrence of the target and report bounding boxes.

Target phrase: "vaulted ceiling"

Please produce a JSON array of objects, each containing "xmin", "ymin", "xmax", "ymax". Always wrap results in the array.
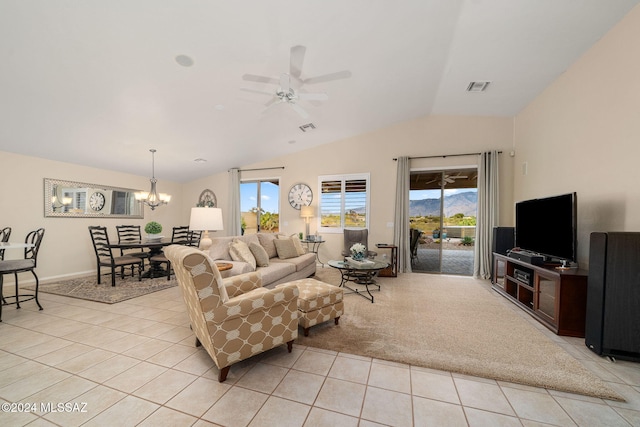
[{"xmin": 1, "ymin": 0, "xmax": 638, "ymax": 182}]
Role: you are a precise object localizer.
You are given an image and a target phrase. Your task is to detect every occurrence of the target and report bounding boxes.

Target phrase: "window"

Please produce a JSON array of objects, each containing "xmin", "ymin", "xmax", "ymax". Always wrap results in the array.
[
  {"xmin": 319, "ymin": 173, "xmax": 370, "ymax": 232},
  {"xmin": 240, "ymin": 179, "xmax": 280, "ymax": 234}
]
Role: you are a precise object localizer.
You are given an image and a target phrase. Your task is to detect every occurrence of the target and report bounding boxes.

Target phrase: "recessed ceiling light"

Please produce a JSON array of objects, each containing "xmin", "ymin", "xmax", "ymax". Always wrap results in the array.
[
  {"xmin": 175, "ymin": 55, "xmax": 194, "ymax": 67},
  {"xmin": 466, "ymin": 81, "xmax": 491, "ymax": 92},
  {"xmin": 214, "ymin": 104, "xmax": 225, "ymax": 111}
]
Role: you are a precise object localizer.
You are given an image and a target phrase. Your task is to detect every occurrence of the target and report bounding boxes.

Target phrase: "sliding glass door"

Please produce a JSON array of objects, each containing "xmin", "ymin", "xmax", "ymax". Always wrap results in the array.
[{"xmin": 409, "ymin": 168, "xmax": 477, "ymax": 275}]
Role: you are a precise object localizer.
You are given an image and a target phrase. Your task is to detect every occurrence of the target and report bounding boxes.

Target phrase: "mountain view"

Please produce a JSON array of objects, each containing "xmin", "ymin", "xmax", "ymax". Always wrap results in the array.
[{"xmin": 409, "ymin": 191, "xmax": 477, "ymax": 217}]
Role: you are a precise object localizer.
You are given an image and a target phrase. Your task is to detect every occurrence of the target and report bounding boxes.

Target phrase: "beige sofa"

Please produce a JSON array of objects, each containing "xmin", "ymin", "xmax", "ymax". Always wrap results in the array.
[{"xmin": 207, "ymin": 233, "xmax": 316, "ymax": 288}]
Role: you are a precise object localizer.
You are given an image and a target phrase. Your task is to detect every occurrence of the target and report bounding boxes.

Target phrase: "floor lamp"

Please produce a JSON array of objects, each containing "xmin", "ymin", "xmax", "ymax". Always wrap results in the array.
[
  {"xmin": 300, "ymin": 205, "xmax": 314, "ymax": 239},
  {"xmin": 189, "ymin": 207, "xmax": 224, "ymax": 251}
]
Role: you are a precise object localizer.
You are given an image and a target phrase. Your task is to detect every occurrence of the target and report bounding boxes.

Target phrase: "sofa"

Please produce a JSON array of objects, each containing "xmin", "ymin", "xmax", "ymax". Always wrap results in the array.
[{"xmin": 207, "ymin": 232, "xmax": 316, "ymax": 288}]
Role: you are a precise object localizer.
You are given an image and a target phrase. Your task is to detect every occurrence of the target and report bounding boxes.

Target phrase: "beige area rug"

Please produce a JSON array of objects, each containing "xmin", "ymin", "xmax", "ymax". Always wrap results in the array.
[
  {"xmin": 25, "ymin": 275, "xmax": 177, "ymax": 304},
  {"xmin": 304, "ymin": 267, "xmax": 623, "ymax": 401}
]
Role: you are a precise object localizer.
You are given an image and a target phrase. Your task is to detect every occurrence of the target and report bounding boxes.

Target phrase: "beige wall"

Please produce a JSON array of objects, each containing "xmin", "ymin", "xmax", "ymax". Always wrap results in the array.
[
  {"xmin": 514, "ymin": 5, "xmax": 640, "ymax": 267},
  {"xmin": 189, "ymin": 115, "xmax": 514, "ymax": 264},
  {"xmin": 0, "ymin": 151, "xmax": 189, "ymax": 282}
]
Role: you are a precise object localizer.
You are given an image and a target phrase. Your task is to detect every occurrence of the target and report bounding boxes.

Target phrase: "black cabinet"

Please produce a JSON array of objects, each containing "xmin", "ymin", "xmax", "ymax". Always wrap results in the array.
[{"xmin": 586, "ymin": 232, "xmax": 640, "ymax": 361}]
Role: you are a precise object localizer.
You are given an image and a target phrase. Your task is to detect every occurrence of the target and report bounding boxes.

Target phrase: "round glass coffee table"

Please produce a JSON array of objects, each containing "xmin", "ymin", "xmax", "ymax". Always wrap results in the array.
[{"xmin": 328, "ymin": 259, "xmax": 389, "ymax": 303}]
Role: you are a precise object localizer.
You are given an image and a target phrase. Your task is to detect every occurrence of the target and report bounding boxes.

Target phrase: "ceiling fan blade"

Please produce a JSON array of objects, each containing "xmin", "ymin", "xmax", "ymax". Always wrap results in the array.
[
  {"xmin": 290, "ymin": 45, "xmax": 306, "ymax": 79},
  {"xmin": 264, "ymin": 97, "xmax": 279, "ymax": 107},
  {"xmin": 240, "ymin": 87, "xmax": 274, "ymax": 97},
  {"xmin": 261, "ymin": 99, "xmax": 284, "ymax": 115},
  {"xmin": 242, "ymin": 74, "xmax": 279, "ymax": 85},
  {"xmin": 289, "ymin": 103, "xmax": 309, "ymax": 119},
  {"xmin": 298, "ymin": 92, "xmax": 328, "ymax": 101},
  {"xmin": 280, "ymin": 73, "xmax": 290, "ymax": 93},
  {"xmin": 304, "ymin": 70, "xmax": 352, "ymax": 85}
]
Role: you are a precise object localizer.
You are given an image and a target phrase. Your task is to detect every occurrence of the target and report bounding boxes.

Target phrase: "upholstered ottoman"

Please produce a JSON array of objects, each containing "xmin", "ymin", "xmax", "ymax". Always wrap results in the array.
[{"xmin": 278, "ymin": 278, "xmax": 344, "ymax": 336}]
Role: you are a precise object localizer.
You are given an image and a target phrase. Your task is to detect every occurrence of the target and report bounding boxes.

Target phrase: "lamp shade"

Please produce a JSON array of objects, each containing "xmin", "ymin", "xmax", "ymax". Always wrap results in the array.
[
  {"xmin": 189, "ymin": 207, "xmax": 224, "ymax": 231},
  {"xmin": 300, "ymin": 205, "xmax": 314, "ymax": 219}
]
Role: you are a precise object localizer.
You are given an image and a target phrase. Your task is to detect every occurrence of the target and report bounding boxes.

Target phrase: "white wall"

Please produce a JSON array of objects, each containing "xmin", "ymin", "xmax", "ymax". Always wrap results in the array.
[
  {"xmin": 514, "ymin": 5, "xmax": 640, "ymax": 267},
  {"xmin": 187, "ymin": 115, "xmax": 514, "ymax": 263},
  {"xmin": 0, "ymin": 151, "xmax": 189, "ymax": 283}
]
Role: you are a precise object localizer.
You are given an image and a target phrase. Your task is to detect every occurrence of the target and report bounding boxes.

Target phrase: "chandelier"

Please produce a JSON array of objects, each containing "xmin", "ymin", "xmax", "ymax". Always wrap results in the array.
[{"xmin": 135, "ymin": 149, "xmax": 171, "ymax": 210}]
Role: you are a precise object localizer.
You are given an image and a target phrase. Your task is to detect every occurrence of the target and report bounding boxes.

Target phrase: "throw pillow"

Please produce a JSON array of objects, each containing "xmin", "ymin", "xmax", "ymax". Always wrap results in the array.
[
  {"xmin": 257, "ymin": 233, "xmax": 282, "ymax": 258},
  {"xmin": 249, "ymin": 242, "xmax": 269, "ymax": 267},
  {"xmin": 278, "ymin": 234, "xmax": 306, "ymax": 256},
  {"xmin": 229, "ymin": 240, "xmax": 256, "ymax": 271},
  {"xmin": 273, "ymin": 238, "xmax": 299, "ymax": 260}
]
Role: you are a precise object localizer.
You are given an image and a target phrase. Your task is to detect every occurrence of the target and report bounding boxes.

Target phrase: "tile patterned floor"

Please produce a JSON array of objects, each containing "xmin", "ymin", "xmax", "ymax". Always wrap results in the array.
[{"xmin": 1, "ymin": 277, "xmax": 639, "ymax": 427}]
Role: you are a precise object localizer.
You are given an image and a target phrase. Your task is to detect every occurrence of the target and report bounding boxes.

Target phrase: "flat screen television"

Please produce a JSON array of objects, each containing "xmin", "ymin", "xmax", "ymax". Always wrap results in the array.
[{"xmin": 515, "ymin": 192, "xmax": 577, "ymax": 262}]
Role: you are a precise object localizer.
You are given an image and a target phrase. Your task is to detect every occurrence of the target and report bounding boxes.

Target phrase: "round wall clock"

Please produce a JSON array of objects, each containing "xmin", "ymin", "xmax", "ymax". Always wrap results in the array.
[
  {"xmin": 198, "ymin": 189, "xmax": 217, "ymax": 207},
  {"xmin": 288, "ymin": 183, "xmax": 313, "ymax": 210},
  {"xmin": 89, "ymin": 192, "xmax": 106, "ymax": 211}
]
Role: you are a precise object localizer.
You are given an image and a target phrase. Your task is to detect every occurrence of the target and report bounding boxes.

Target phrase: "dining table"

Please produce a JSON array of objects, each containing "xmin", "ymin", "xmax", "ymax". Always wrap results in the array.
[{"xmin": 108, "ymin": 238, "xmax": 173, "ymax": 279}]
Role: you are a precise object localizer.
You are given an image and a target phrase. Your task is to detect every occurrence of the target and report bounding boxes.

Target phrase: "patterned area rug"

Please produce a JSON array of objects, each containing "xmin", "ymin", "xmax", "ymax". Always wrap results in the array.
[{"xmin": 26, "ymin": 275, "xmax": 177, "ymax": 304}]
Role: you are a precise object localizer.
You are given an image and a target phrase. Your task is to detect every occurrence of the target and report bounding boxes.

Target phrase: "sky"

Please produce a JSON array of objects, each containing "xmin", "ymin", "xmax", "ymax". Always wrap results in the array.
[{"xmin": 241, "ymin": 181, "xmax": 280, "ymax": 213}]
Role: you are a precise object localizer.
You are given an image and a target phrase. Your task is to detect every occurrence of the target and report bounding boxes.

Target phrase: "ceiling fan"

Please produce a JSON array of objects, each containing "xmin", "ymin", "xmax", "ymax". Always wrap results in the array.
[
  {"xmin": 240, "ymin": 45, "xmax": 351, "ymax": 119},
  {"xmin": 424, "ymin": 173, "xmax": 469, "ymax": 187}
]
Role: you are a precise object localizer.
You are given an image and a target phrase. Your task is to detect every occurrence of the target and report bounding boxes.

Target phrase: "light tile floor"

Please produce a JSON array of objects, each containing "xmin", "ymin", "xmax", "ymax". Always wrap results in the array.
[{"xmin": 1, "ymin": 280, "xmax": 639, "ymax": 427}]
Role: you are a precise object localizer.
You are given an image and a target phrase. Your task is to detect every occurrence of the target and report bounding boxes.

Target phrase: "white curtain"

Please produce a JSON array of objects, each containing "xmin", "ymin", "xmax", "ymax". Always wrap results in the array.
[
  {"xmin": 228, "ymin": 168, "xmax": 241, "ymax": 235},
  {"xmin": 394, "ymin": 157, "xmax": 412, "ymax": 273},
  {"xmin": 474, "ymin": 151, "xmax": 500, "ymax": 279}
]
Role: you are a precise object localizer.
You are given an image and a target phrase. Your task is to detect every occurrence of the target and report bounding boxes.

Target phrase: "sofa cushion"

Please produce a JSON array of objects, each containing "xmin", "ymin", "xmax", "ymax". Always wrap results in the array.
[
  {"xmin": 257, "ymin": 233, "xmax": 282, "ymax": 258},
  {"xmin": 229, "ymin": 240, "xmax": 256, "ymax": 271},
  {"xmin": 271, "ymin": 252, "xmax": 316, "ymax": 272},
  {"xmin": 249, "ymin": 242, "xmax": 269, "ymax": 267},
  {"xmin": 257, "ymin": 262, "xmax": 296, "ymax": 285},
  {"xmin": 278, "ymin": 234, "xmax": 306, "ymax": 256},
  {"xmin": 273, "ymin": 238, "xmax": 300, "ymax": 259},
  {"xmin": 208, "ymin": 236, "xmax": 236, "ymax": 261}
]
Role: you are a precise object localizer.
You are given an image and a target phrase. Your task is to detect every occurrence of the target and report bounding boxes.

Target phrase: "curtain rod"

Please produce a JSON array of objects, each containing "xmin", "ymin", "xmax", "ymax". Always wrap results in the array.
[
  {"xmin": 393, "ymin": 151, "xmax": 502, "ymax": 161},
  {"xmin": 231, "ymin": 166, "xmax": 285, "ymax": 172}
]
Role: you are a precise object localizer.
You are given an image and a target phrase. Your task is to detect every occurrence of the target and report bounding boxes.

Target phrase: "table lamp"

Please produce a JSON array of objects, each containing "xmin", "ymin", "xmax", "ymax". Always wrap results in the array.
[
  {"xmin": 300, "ymin": 205, "xmax": 314, "ymax": 239},
  {"xmin": 189, "ymin": 207, "xmax": 224, "ymax": 251}
]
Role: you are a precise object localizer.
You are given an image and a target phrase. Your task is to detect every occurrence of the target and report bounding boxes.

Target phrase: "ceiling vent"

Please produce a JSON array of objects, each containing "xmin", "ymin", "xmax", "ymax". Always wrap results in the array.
[
  {"xmin": 466, "ymin": 81, "xmax": 491, "ymax": 92},
  {"xmin": 299, "ymin": 123, "xmax": 316, "ymax": 132}
]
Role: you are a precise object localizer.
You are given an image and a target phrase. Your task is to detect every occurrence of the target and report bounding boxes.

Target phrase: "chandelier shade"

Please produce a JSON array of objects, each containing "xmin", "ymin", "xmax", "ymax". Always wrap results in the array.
[{"xmin": 135, "ymin": 149, "xmax": 171, "ymax": 210}]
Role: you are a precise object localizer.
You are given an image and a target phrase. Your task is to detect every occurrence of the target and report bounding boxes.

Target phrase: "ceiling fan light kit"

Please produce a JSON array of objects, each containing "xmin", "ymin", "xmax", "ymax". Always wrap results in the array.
[{"xmin": 241, "ymin": 45, "xmax": 351, "ymax": 119}]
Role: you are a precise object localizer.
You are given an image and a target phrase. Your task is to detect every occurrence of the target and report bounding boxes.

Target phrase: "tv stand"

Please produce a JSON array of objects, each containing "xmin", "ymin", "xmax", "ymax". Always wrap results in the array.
[{"xmin": 493, "ymin": 253, "xmax": 588, "ymax": 337}]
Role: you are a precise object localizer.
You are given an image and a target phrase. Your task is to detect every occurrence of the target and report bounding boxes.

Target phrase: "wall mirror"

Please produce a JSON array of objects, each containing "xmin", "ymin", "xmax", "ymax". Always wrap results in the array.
[{"xmin": 44, "ymin": 178, "xmax": 144, "ymax": 218}]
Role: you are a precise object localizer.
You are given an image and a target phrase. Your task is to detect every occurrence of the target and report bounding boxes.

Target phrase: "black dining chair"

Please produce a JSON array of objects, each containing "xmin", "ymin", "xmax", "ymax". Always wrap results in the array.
[
  {"xmin": 0, "ymin": 228, "xmax": 45, "ymax": 321},
  {"xmin": 148, "ymin": 226, "xmax": 193, "ymax": 280},
  {"xmin": 0, "ymin": 227, "xmax": 11, "ymax": 262},
  {"xmin": 88, "ymin": 226, "xmax": 142, "ymax": 286},
  {"xmin": 116, "ymin": 225, "xmax": 150, "ymax": 269}
]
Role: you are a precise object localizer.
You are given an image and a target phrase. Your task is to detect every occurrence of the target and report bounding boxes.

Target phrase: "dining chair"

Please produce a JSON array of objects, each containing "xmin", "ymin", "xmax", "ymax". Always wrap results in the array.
[
  {"xmin": 116, "ymin": 225, "xmax": 150, "ymax": 269},
  {"xmin": 88, "ymin": 226, "xmax": 142, "ymax": 286},
  {"xmin": 0, "ymin": 228, "xmax": 45, "ymax": 321},
  {"xmin": 0, "ymin": 227, "xmax": 11, "ymax": 261},
  {"xmin": 188, "ymin": 230, "xmax": 202, "ymax": 247},
  {"xmin": 148, "ymin": 226, "xmax": 193, "ymax": 280}
]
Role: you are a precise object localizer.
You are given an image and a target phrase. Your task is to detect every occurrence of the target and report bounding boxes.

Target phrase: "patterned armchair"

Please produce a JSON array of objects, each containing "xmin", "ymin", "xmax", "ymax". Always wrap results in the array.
[{"xmin": 164, "ymin": 245, "xmax": 299, "ymax": 382}]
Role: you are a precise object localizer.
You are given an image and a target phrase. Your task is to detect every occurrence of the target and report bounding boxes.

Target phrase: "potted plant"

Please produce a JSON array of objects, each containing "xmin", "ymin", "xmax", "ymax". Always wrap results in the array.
[{"xmin": 144, "ymin": 221, "xmax": 163, "ymax": 239}]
